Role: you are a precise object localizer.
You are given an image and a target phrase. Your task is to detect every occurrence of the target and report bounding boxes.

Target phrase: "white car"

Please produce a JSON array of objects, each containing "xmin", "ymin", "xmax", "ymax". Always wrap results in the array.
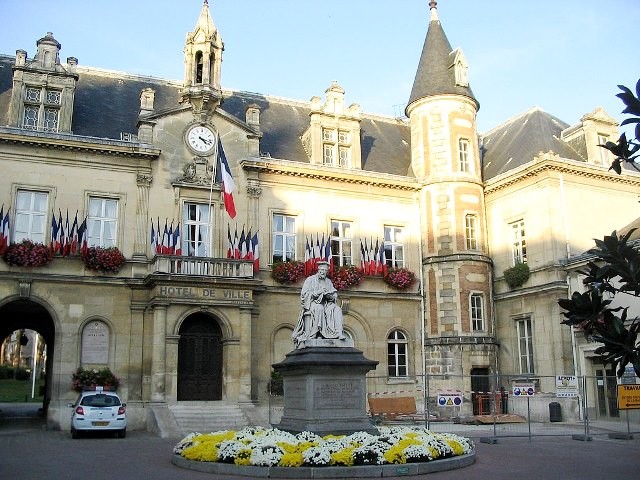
[{"xmin": 68, "ymin": 387, "xmax": 127, "ymax": 438}]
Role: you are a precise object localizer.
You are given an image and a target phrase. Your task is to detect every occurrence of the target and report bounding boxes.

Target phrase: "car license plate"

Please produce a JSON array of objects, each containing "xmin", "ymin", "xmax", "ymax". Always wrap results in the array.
[{"xmin": 92, "ymin": 421, "xmax": 109, "ymax": 426}]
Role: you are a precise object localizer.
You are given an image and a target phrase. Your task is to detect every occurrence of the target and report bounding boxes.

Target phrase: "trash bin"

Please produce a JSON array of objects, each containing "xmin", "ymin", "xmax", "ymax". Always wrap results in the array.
[{"xmin": 549, "ymin": 402, "xmax": 562, "ymax": 422}]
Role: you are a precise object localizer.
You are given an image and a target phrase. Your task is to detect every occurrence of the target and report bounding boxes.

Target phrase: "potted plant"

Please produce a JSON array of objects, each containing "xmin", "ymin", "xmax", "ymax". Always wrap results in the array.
[
  {"xmin": 384, "ymin": 267, "xmax": 417, "ymax": 291},
  {"xmin": 2, "ymin": 239, "xmax": 53, "ymax": 267},
  {"xmin": 271, "ymin": 261, "xmax": 305, "ymax": 284},
  {"xmin": 72, "ymin": 367, "xmax": 120, "ymax": 392},
  {"xmin": 82, "ymin": 246, "xmax": 126, "ymax": 273}
]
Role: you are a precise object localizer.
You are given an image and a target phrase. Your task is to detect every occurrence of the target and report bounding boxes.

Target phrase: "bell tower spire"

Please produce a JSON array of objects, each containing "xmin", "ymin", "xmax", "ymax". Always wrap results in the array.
[{"xmin": 180, "ymin": 0, "xmax": 224, "ymax": 118}]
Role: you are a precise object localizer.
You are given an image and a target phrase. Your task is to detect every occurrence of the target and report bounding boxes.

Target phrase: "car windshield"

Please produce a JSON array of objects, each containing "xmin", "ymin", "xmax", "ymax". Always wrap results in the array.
[{"xmin": 80, "ymin": 394, "xmax": 120, "ymax": 407}]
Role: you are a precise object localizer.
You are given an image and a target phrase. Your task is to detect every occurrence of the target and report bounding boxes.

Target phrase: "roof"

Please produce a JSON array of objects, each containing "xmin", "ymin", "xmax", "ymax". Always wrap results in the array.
[
  {"xmin": 407, "ymin": 7, "xmax": 478, "ymax": 112},
  {"xmin": 0, "ymin": 54, "xmax": 412, "ymax": 177},
  {"xmin": 481, "ymin": 107, "xmax": 583, "ymax": 180}
]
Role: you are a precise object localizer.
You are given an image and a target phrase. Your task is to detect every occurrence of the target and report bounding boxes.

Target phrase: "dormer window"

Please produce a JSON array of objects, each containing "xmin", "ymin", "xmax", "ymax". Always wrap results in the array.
[
  {"xmin": 22, "ymin": 86, "xmax": 62, "ymax": 131},
  {"xmin": 452, "ymin": 48, "xmax": 469, "ymax": 87},
  {"xmin": 303, "ymin": 82, "xmax": 362, "ymax": 169},
  {"xmin": 322, "ymin": 128, "xmax": 351, "ymax": 167},
  {"xmin": 597, "ymin": 133, "xmax": 611, "ymax": 166},
  {"xmin": 455, "ymin": 60, "xmax": 468, "ymax": 87}
]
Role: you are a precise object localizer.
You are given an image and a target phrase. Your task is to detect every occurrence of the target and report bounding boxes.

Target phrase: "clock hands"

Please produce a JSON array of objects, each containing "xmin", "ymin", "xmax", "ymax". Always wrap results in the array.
[{"xmin": 198, "ymin": 135, "xmax": 213, "ymax": 146}]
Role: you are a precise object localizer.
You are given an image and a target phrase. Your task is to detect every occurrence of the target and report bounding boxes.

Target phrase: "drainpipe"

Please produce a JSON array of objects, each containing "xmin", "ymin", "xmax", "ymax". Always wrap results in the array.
[{"xmin": 417, "ymin": 189, "xmax": 428, "ymax": 424}]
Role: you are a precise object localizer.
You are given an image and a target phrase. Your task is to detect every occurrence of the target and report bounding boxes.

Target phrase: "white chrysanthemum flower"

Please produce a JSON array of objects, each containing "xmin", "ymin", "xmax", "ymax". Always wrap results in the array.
[{"xmin": 302, "ymin": 446, "xmax": 331, "ymax": 466}]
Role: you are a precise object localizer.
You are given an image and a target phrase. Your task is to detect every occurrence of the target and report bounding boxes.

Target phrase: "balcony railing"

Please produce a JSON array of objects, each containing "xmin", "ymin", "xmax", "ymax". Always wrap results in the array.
[{"xmin": 152, "ymin": 255, "xmax": 254, "ymax": 278}]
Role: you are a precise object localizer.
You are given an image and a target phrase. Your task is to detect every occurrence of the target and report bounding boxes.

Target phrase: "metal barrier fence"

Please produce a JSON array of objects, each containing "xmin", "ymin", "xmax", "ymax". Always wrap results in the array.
[{"xmin": 269, "ymin": 373, "xmax": 639, "ymax": 440}]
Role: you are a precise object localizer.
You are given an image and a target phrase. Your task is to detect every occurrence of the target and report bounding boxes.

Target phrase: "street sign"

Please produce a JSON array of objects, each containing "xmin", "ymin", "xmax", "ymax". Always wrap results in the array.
[
  {"xmin": 617, "ymin": 384, "xmax": 640, "ymax": 410},
  {"xmin": 512, "ymin": 383, "xmax": 535, "ymax": 396},
  {"xmin": 437, "ymin": 390, "xmax": 463, "ymax": 407},
  {"xmin": 556, "ymin": 375, "xmax": 578, "ymax": 397}
]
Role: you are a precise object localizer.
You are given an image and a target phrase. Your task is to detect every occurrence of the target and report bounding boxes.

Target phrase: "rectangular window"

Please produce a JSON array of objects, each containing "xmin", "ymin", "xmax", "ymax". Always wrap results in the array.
[
  {"xmin": 471, "ymin": 293, "xmax": 484, "ymax": 331},
  {"xmin": 510, "ymin": 219, "xmax": 526, "ymax": 265},
  {"xmin": 330, "ymin": 220, "xmax": 352, "ymax": 266},
  {"xmin": 516, "ymin": 317, "xmax": 534, "ymax": 374},
  {"xmin": 14, "ymin": 190, "xmax": 48, "ymax": 243},
  {"xmin": 338, "ymin": 146, "xmax": 350, "ymax": 167},
  {"xmin": 323, "ymin": 144, "xmax": 334, "ymax": 165},
  {"xmin": 22, "ymin": 106, "xmax": 39, "ymax": 130},
  {"xmin": 322, "ymin": 128, "xmax": 350, "ymax": 167},
  {"xmin": 387, "ymin": 330, "xmax": 408, "ymax": 377},
  {"xmin": 383, "ymin": 226, "xmax": 404, "ymax": 268},
  {"xmin": 272, "ymin": 214, "xmax": 296, "ymax": 263},
  {"xmin": 458, "ymin": 138, "xmax": 470, "ymax": 172},
  {"xmin": 465, "ymin": 214, "xmax": 478, "ymax": 250},
  {"xmin": 597, "ymin": 134, "xmax": 610, "ymax": 165},
  {"xmin": 182, "ymin": 203, "xmax": 211, "ymax": 256},
  {"xmin": 22, "ymin": 86, "xmax": 61, "ymax": 132},
  {"xmin": 87, "ymin": 197, "xmax": 118, "ymax": 248}
]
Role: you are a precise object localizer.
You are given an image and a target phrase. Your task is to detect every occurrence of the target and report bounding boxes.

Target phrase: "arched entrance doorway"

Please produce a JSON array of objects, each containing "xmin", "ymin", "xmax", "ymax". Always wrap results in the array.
[
  {"xmin": 0, "ymin": 299, "xmax": 55, "ymax": 416},
  {"xmin": 177, "ymin": 312, "xmax": 223, "ymax": 401}
]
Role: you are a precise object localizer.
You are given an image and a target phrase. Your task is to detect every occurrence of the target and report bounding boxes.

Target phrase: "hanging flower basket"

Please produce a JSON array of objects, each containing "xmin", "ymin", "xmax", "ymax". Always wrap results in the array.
[
  {"xmin": 72, "ymin": 367, "xmax": 120, "ymax": 392},
  {"xmin": 82, "ymin": 246, "xmax": 126, "ymax": 273},
  {"xmin": 384, "ymin": 267, "xmax": 417, "ymax": 291},
  {"xmin": 2, "ymin": 239, "xmax": 53, "ymax": 267},
  {"xmin": 271, "ymin": 261, "xmax": 305, "ymax": 284},
  {"xmin": 329, "ymin": 265, "xmax": 363, "ymax": 291}
]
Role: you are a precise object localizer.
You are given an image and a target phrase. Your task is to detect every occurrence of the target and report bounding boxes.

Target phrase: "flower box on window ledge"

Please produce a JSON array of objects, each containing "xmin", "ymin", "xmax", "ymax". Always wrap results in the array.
[
  {"xmin": 2, "ymin": 239, "xmax": 53, "ymax": 267},
  {"xmin": 329, "ymin": 265, "xmax": 363, "ymax": 291},
  {"xmin": 82, "ymin": 246, "xmax": 126, "ymax": 273},
  {"xmin": 271, "ymin": 261, "xmax": 305, "ymax": 284},
  {"xmin": 383, "ymin": 267, "xmax": 417, "ymax": 291}
]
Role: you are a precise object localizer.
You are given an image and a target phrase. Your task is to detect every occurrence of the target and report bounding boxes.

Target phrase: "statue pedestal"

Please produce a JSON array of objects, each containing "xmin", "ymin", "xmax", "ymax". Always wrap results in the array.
[{"xmin": 272, "ymin": 347, "xmax": 379, "ymax": 436}]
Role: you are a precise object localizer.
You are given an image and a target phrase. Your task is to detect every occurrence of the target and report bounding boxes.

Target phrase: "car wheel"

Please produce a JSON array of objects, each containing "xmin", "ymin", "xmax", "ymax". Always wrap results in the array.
[
  {"xmin": 118, "ymin": 428, "xmax": 126, "ymax": 438},
  {"xmin": 71, "ymin": 428, "xmax": 79, "ymax": 439}
]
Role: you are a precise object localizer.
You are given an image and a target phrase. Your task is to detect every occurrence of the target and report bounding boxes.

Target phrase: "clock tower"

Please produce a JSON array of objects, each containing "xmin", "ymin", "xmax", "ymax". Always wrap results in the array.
[{"xmin": 180, "ymin": 0, "xmax": 224, "ymax": 119}]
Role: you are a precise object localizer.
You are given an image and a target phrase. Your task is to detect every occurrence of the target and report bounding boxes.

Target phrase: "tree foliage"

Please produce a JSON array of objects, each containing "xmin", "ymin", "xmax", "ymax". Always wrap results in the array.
[
  {"xmin": 600, "ymin": 79, "xmax": 640, "ymax": 174},
  {"xmin": 558, "ymin": 79, "xmax": 640, "ymax": 378},
  {"xmin": 558, "ymin": 231, "xmax": 640, "ymax": 377}
]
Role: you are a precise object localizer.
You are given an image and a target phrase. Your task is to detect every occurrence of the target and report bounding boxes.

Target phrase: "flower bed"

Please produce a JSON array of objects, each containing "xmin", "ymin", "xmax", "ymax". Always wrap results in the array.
[
  {"xmin": 173, "ymin": 426, "xmax": 473, "ymax": 467},
  {"xmin": 72, "ymin": 367, "xmax": 120, "ymax": 392}
]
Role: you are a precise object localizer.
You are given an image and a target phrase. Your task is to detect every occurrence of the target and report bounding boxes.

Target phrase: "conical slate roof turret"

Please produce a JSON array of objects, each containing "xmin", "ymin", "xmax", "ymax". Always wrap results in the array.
[{"xmin": 406, "ymin": 2, "xmax": 478, "ymax": 114}]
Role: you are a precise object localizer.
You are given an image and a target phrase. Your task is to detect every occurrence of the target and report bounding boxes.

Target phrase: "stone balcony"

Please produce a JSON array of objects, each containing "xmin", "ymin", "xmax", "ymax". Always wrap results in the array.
[{"xmin": 152, "ymin": 255, "xmax": 254, "ymax": 278}]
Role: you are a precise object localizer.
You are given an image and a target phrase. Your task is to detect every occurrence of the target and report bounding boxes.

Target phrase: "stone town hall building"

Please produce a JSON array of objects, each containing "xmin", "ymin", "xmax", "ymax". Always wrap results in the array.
[{"xmin": 0, "ymin": 2, "xmax": 638, "ymax": 432}]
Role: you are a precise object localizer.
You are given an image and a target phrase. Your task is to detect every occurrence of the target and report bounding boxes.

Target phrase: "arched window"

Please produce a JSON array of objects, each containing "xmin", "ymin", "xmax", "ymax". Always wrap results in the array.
[
  {"xmin": 195, "ymin": 51, "xmax": 203, "ymax": 84},
  {"xmin": 387, "ymin": 330, "xmax": 408, "ymax": 377}
]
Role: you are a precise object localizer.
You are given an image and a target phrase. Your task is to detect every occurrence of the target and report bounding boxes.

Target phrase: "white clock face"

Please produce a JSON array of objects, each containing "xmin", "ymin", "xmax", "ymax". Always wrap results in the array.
[{"xmin": 186, "ymin": 125, "xmax": 216, "ymax": 154}]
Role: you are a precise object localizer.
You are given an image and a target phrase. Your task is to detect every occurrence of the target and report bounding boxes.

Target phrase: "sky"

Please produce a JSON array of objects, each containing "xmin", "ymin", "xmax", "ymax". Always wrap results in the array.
[{"xmin": 0, "ymin": 0, "xmax": 639, "ymax": 133}]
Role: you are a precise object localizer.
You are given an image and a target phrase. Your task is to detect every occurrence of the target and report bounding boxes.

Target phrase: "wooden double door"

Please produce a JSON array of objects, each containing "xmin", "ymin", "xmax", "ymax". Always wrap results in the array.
[{"xmin": 177, "ymin": 313, "xmax": 223, "ymax": 401}]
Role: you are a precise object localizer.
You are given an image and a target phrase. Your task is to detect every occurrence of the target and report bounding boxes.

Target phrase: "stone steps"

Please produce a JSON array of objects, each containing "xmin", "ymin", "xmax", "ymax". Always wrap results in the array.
[{"xmin": 168, "ymin": 402, "xmax": 249, "ymax": 435}]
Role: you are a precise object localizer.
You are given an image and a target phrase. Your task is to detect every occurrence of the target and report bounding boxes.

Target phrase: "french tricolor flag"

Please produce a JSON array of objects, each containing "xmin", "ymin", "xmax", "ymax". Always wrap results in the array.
[{"xmin": 218, "ymin": 138, "xmax": 236, "ymax": 219}]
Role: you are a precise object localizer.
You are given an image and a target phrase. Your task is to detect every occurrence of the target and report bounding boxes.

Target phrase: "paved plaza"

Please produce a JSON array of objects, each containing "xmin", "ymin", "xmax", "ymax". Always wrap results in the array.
[{"xmin": 1, "ymin": 404, "xmax": 639, "ymax": 480}]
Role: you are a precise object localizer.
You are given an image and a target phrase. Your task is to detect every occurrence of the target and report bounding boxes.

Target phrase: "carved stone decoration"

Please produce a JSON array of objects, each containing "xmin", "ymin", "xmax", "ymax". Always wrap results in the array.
[
  {"xmin": 18, "ymin": 278, "xmax": 32, "ymax": 298},
  {"xmin": 136, "ymin": 174, "xmax": 152, "ymax": 186},
  {"xmin": 246, "ymin": 181, "xmax": 262, "ymax": 197},
  {"xmin": 174, "ymin": 158, "xmax": 215, "ymax": 187}
]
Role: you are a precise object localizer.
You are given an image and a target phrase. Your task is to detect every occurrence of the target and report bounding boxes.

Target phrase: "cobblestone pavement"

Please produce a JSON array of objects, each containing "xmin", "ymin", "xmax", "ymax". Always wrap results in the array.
[{"xmin": 1, "ymin": 404, "xmax": 639, "ymax": 480}]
